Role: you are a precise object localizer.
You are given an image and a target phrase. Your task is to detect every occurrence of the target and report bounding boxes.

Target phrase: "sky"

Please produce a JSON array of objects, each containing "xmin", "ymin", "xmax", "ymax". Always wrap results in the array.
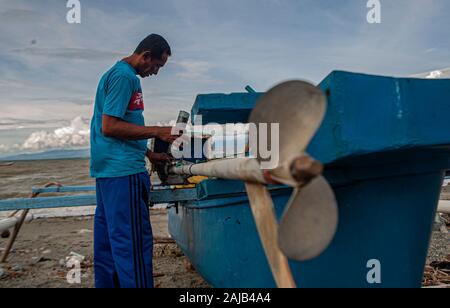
[{"xmin": 0, "ymin": 0, "xmax": 449, "ymax": 155}]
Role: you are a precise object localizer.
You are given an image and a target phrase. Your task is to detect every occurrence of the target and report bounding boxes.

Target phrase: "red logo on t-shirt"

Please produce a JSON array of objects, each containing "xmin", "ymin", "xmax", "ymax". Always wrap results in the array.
[{"xmin": 128, "ymin": 92, "xmax": 144, "ymax": 111}]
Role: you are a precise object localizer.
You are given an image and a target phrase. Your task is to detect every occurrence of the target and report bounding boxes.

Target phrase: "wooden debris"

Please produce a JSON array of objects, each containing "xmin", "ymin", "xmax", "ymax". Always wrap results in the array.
[
  {"xmin": 423, "ymin": 255, "xmax": 450, "ymax": 287},
  {"xmin": 184, "ymin": 259, "xmax": 196, "ymax": 272},
  {"xmin": 153, "ymin": 237, "xmax": 176, "ymax": 245}
]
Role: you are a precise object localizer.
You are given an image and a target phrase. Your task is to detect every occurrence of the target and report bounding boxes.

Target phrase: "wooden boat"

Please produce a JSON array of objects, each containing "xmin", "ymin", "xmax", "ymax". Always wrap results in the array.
[{"xmin": 163, "ymin": 71, "xmax": 450, "ymax": 288}]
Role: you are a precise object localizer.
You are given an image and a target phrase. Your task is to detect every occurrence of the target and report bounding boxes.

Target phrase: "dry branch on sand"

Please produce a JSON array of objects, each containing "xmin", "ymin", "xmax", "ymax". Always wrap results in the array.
[{"xmin": 423, "ymin": 255, "xmax": 450, "ymax": 287}]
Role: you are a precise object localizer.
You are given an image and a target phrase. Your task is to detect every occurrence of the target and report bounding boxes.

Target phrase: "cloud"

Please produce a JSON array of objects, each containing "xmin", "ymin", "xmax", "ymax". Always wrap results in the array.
[
  {"xmin": 410, "ymin": 68, "xmax": 450, "ymax": 79},
  {"xmin": 0, "ymin": 78, "xmax": 43, "ymax": 89},
  {"xmin": 28, "ymin": 97, "xmax": 94, "ymax": 106},
  {"xmin": 20, "ymin": 117, "xmax": 90, "ymax": 152},
  {"xmin": 424, "ymin": 48, "xmax": 437, "ymax": 54},
  {"xmin": 1, "ymin": 0, "xmax": 450, "ymax": 154},
  {"xmin": 11, "ymin": 47, "xmax": 126, "ymax": 61},
  {"xmin": 173, "ymin": 60, "xmax": 220, "ymax": 84},
  {"xmin": 0, "ymin": 144, "xmax": 13, "ymax": 152},
  {"xmin": 0, "ymin": 8, "xmax": 40, "ymax": 23},
  {"xmin": 0, "ymin": 118, "xmax": 65, "ymax": 131},
  {"xmin": 0, "ymin": 99, "xmax": 92, "ymax": 123}
]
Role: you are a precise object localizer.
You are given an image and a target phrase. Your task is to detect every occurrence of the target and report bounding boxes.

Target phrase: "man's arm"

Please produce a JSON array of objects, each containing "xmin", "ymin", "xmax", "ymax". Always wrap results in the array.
[{"xmin": 102, "ymin": 115, "xmax": 179, "ymax": 143}]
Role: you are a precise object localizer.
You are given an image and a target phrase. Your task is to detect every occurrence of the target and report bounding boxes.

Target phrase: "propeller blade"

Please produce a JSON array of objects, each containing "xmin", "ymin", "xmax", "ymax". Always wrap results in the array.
[
  {"xmin": 245, "ymin": 182, "xmax": 296, "ymax": 288},
  {"xmin": 278, "ymin": 175, "xmax": 338, "ymax": 261},
  {"xmin": 248, "ymin": 81, "xmax": 326, "ymax": 181},
  {"xmin": 249, "ymin": 81, "xmax": 338, "ymax": 261}
]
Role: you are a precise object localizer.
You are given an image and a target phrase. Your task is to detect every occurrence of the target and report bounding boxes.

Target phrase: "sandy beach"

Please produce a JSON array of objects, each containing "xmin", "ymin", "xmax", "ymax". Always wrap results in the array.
[
  {"xmin": 0, "ymin": 208, "xmax": 448, "ymax": 288},
  {"xmin": 0, "ymin": 209, "xmax": 209, "ymax": 288}
]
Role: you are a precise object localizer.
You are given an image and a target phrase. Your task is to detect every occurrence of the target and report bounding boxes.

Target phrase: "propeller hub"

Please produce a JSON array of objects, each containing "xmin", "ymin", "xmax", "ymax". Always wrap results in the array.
[{"xmin": 290, "ymin": 155, "xmax": 323, "ymax": 186}]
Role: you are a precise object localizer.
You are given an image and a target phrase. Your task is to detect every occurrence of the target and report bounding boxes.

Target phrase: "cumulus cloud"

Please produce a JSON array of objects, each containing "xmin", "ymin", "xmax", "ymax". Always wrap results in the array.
[
  {"xmin": 0, "ymin": 143, "xmax": 20, "ymax": 153},
  {"xmin": 410, "ymin": 68, "xmax": 450, "ymax": 79},
  {"xmin": 21, "ymin": 117, "xmax": 90, "ymax": 151},
  {"xmin": 0, "ymin": 144, "xmax": 10, "ymax": 152},
  {"xmin": 425, "ymin": 69, "xmax": 450, "ymax": 79}
]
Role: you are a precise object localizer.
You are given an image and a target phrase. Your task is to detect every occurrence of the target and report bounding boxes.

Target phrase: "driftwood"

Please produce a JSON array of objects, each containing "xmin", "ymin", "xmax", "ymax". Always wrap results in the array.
[
  {"xmin": 423, "ymin": 255, "xmax": 450, "ymax": 287},
  {"xmin": 153, "ymin": 237, "xmax": 176, "ymax": 245}
]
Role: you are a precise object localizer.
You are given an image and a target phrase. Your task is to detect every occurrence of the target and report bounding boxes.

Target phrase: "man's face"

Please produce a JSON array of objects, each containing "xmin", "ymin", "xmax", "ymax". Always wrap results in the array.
[{"xmin": 138, "ymin": 51, "xmax": 169, "ymax": 78}]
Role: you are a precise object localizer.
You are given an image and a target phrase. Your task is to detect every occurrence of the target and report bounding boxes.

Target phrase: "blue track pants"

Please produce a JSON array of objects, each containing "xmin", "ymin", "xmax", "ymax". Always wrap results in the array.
[{"xmin": 94, "ymin": 172, "xmax": 153, "ymax": 288}]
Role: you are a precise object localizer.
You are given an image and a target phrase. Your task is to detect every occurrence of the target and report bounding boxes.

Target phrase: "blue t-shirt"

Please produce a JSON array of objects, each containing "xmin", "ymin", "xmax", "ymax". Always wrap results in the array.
[{"xmin": 90, "ymin": 61, "xmax": 148, "ymax": 178}]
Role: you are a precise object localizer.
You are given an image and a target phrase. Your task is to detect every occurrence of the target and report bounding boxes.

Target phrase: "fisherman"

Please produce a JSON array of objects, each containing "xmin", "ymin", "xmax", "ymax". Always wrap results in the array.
[{"xmin": 90, "ymin": 34, "xmax": 178, "ymax": 288}]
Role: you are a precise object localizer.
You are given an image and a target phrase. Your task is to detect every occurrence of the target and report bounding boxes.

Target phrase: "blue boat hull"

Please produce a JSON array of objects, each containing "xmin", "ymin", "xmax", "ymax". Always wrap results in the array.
[
  {"xmin": 168, "ymin": 71, "xmax": 450, "ymax": 288},
  {"xmin": 169, "ymin": 171, "xmax": 443, "ymax": 288}
]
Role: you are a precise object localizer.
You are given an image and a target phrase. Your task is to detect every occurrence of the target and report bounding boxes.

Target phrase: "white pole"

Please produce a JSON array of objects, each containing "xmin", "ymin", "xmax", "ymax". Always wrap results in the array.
[
  {"xmin": 0, "ymin": 215, "xmax": 33, "ymax": 233},
  {"xmin": 170, "ymin": 158, "xmax": 267, "ymax": 184},
  {"xmin": 438, "ymin": 201, "xmax": 450, "ymax": 214},
  {"xmin": 169, "ymin": 155, "xmax": 322, "ymax": 188}
]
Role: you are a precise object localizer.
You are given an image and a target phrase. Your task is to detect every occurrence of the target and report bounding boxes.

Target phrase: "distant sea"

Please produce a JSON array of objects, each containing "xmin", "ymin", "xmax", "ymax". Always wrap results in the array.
[
  {"xmin": 0, "ymin": 157, "xmax": 95, "ymax": 218},
  {"xmin": 0, "ymin": 148, "xmax": 90, "ymax": 161},
  {"xmin": 0, "ymin": 151, "xmax": 165, "ymax": 218}
]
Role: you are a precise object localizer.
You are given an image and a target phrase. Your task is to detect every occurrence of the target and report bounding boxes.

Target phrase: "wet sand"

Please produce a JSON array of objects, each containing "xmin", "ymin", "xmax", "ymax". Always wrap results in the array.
[{"xmin": 0, "ymin": 159, "xmax": 94, "ymax": 200}]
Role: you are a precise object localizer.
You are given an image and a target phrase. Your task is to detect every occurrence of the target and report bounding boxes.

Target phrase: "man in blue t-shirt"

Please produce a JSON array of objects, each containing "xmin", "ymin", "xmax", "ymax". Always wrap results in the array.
[{"xmin": 90, "ymin": 34, "xmax": 178, "ymax": 288}]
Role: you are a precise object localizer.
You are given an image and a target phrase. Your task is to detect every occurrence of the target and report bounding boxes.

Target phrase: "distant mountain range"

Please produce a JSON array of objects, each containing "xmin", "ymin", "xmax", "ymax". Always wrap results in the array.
[{"xmin": 0, "ymin": 148, "xmax": 90, "ymax": 161}]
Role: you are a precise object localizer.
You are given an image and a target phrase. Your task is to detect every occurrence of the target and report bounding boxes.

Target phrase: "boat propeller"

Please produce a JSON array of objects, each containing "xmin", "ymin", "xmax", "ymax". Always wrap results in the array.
[
  {"xmin": 168, "ymin": 81, "xmax": 338, "ymax": 288},
  {"xmin": 248, "ymin": 81, "xmax": 338, "ymax": 263}
]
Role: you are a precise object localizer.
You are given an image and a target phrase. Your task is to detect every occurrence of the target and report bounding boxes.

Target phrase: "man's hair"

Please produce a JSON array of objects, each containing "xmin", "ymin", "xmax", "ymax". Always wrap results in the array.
[{"xmin": 134, "ymin": 34, "xmax": 172, "ymax": 59}]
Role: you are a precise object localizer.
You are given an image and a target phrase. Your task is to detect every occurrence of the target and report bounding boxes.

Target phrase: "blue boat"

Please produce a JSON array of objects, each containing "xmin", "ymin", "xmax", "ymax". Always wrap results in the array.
[{"xmin": 166, "ymin": 71, "xmax": 450, "ymax": 288}]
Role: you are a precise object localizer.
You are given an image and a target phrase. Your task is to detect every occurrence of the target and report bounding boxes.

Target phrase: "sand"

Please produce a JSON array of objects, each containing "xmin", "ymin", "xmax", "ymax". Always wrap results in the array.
[
  {"xmin": 0, "ymin": 209, "xmax": 209, "ymax": 288},
  {"xmin": 0, "ymin": 208, "xmax": 448, "ymax": 288}
]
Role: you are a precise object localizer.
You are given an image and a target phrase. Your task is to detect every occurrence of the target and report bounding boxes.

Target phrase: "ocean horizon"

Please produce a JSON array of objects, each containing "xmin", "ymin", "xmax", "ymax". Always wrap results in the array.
[
  {"xmin": 0, "ymin": 156, "xmax": 166, "ymax": 218},
  {"xmin": 0, "ymin": 148, "xmax": 90, "ymax": 162}
]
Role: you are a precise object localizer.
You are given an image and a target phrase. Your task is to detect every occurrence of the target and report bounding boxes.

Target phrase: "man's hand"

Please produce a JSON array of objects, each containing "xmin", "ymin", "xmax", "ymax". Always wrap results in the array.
[
  {"xmin": 101, "ymin": 115, "xmax": 183, "ymax": 142},
  {"xmin": 157, "ymin": 127, "xmax": 181, "ymax": 144},
  {"xmin": 146, "ymin": 151, "xmax": 173, "ymax": 165}
]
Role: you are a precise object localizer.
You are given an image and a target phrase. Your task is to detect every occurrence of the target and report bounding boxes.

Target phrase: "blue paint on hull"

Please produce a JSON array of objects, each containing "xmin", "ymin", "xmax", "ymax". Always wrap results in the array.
[
  {"xmin": 168, "ymin": 71, "xmax": 450, "ymax": 288},
  {"xmin": 169, "ymin": 171, "xmax": 443, "ymax": 288}
]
